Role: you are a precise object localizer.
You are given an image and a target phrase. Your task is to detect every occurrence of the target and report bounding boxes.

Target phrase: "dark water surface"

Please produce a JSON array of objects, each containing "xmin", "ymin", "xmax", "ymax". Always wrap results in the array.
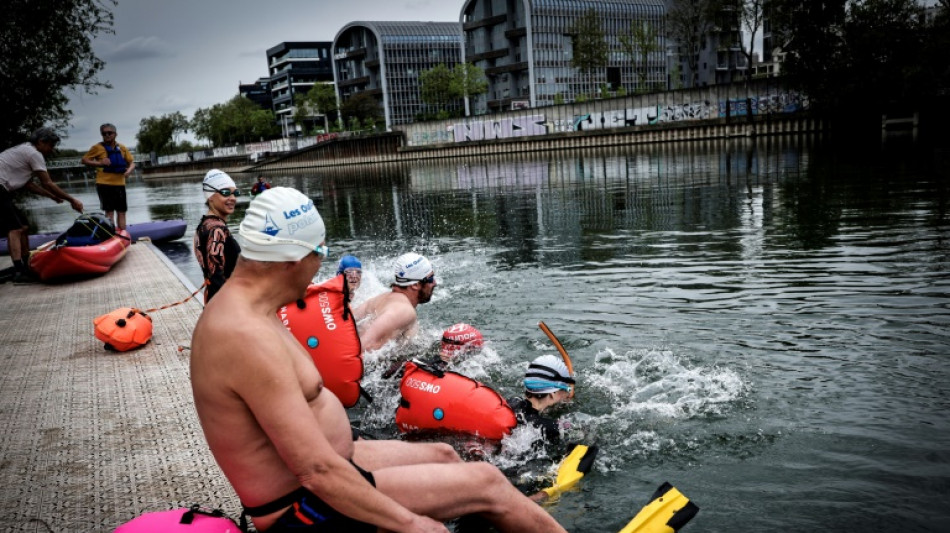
[{"xmin": 25, "ymin": 136, "xmax": 950, "ymax": 532}]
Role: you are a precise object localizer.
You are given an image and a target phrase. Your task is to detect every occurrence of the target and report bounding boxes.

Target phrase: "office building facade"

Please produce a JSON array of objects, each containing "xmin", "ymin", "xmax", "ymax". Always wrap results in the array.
[
  {"xmin": 267, "ymin": 42, "xmax": 334, "ymax": 131},
  {"xmin": 239, "ymin": 77, "xmax": 273, "ymax": 110},
  {"xmin": 332, "ymin": 21, "xmax": 463, "ymax": 129},
  {"xmin": 460, "ymin": 0, "xmax": 667, "ymax": 114}
]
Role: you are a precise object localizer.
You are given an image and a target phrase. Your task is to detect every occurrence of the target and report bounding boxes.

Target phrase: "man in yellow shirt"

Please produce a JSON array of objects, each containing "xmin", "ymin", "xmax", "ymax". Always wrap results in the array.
[{"xmin": 81, "ymin": 123, "xmax": 135, "ymax": 230}]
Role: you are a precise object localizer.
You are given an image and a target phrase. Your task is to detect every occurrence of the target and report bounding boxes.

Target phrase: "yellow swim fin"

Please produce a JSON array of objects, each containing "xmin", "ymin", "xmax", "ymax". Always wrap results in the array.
[
  {"xmin": 541, "ymin": 444, "xmax": 599, "ymax": 499},
  {"xmin": 618, "ymin": 482, "xmax": 699, "ymax": 533}
]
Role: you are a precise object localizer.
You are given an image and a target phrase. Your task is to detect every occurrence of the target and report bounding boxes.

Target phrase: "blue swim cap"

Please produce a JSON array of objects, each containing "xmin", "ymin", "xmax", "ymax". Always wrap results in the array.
[{"xmin": 337, "ymin": 255, "xmax": 362, "ymax": 275}]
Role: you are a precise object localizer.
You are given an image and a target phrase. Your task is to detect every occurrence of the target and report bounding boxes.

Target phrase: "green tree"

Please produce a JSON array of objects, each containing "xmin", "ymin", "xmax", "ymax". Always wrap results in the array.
[
  {"xmin": 340, "ymin": 93, "xmax": 383, "ymax": 131},
  {"xmin": 619, "ymin": 20, "xmax": 662, "ymax": 92},
  {"xmin": 192, "ymin": 96, "xmax": 279, "ymax": 146},
  {"xmin": 137, "ymin": 112, "xmax": 188, "ymax": 156},
  {"xmin": 420, "ymin": 63, "xmax": 456, "ymax": 112},
  {"xmin": 666, "ymin": 0, "xmax": 724, "ymax": 88},
  {"xmin": 1, "ymin": 0, "xmax": 115, "ymax": 147},
  {"xmin": 294, "ymin": 83, "xmax": 338, "ymax": 134},
  {"xmin": 452, "ymin": 63, "xmax": 488, "ymax": 116},
  {"xmin": 568, "ymin": 8, "xmax": 609, "ymax": 97},
  {"xmin": 734, "ymin": 0, "xmax": 766, "ymax": 83}
]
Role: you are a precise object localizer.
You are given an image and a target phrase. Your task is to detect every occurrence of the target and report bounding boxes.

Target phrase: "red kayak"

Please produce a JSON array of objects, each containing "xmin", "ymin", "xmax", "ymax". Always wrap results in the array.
[
  {"xmin": 29, "ymin": 229, "xmax": 131, "ymax": 281},
  {"xmin": 0, "ymin": 219, "xmax": 186, "ymax": 255}
]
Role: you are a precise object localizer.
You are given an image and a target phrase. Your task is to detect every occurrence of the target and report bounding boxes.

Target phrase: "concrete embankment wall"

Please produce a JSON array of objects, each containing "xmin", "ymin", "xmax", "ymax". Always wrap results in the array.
[{"xmin": 143, "ymin": 78, "xmax": 819, "ymax": 178}]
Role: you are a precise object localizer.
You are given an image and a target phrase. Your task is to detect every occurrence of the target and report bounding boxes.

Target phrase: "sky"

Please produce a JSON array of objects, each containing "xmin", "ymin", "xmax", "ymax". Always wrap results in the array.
[{"xmin": 63, "ymin": 0, "xmax": 465, "ymax": 151}]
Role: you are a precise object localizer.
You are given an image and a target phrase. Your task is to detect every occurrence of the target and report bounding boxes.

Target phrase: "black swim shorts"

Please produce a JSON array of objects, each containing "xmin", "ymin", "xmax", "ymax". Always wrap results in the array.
[
  {"xmin": 0, "ymin": 186, "xmax": 29, "ymax": 234},
  {"xmin": 245, "ymin": 462, "xmax": 377, "ymax": 533},
  {"xmin": 96, "ymin": 183, "xmax": 127, "ymax": 212}
]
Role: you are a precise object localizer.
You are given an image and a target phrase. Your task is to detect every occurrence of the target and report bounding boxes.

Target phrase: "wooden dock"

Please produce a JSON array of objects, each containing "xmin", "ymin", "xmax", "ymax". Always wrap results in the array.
[{"xmin": 0, "ymin": 244, "xmax": 242, "ymax": 531}]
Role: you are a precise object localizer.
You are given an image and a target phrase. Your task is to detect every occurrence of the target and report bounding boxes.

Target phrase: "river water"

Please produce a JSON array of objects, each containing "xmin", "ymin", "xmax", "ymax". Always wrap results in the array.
[{"xmin": 23, "ymin": 135, "xmax": 950, "ymax": 532}]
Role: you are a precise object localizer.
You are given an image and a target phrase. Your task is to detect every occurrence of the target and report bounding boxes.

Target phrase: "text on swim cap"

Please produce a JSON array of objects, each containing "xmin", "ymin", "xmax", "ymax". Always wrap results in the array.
[
  {"xmin": 283, "ymin": 201, "xmax": 320, "ymax": 237},
  {"xmin": 402, "ymin": 256, "xmax": 425, "ymax": 270}
]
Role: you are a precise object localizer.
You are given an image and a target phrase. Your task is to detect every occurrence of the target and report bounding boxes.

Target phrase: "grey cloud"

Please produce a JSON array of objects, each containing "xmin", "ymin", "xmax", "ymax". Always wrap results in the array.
[{"xmin": 102, "ymin": 37, "xmax": 176, "ymax": 62}]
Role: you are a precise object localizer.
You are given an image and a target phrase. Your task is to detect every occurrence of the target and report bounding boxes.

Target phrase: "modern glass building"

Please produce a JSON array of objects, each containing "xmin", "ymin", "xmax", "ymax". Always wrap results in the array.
[
  {"xmin": 332, "ymin": 22, "xmax": 463, "ymax": 129},
  {"xmin": 239, "ymin": 77, "xmax": 272, "ymax": 111},
  {"xmin": 461, "ymin": 0, "xmax": 667, "ymax": 114},
  {"xmin": 267, "ymin": 42, "xmax": 334, "ymax": 129}
]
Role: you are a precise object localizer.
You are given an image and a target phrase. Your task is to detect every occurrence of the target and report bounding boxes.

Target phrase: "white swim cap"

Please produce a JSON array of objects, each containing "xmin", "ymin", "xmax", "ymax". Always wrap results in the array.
[
  {"xmin": 392, "ymin": 252, "xmax": 433, "ymax": 286},
  {"xmin": 238, "ymin": 187, "xmax": 326, "ymax": 262},
  {"xmin": 202, "ymin": 169, "xmax": 236, "ymax": 200},
  {"xmin": 524, "ymin": 354, "xmax": 574, "ymax": 394}
]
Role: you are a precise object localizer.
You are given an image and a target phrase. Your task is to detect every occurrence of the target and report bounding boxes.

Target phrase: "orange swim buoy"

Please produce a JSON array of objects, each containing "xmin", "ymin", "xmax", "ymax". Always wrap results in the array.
[
  {"xmin": 279, "ymin": 275, "xmax": 364, "ymax": 407},
  {"xmin": 396, "ymin": 361, "xmax": 517, "ymax": 440},
  {"xmin": 93, "ymin": 307, "xmax": 153, "ymax": 352}
]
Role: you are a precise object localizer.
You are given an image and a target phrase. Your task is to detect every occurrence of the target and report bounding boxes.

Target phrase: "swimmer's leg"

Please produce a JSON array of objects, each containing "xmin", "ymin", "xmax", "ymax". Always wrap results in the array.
[
  {"xmin": 352, "ymin": 439, "xmax": 461, "ymax": 469},
  {"xmin": 374, "ymin": 461, "xmax": 566, "ymax": 533}
]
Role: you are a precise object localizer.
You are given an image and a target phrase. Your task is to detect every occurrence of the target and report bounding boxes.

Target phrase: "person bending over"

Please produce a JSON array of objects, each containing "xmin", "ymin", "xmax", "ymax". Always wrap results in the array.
[
  {"xmin": 0, "ymin": 128, "xmax": 83, "ymax": 283},
  {"xmin": 190, "ymin": 187, "xmax": 566, "ymax": 533}
]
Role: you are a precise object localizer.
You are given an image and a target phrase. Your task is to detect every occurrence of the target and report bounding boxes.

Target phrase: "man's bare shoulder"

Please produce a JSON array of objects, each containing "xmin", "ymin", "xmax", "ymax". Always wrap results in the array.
[{"xmin": 193, "ymin": 295, "xmax": 285, "ymax": 367}]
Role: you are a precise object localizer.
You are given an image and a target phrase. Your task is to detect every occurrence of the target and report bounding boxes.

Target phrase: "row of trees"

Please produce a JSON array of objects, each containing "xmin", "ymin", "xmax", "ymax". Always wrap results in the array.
[{"xmin": 136, "ymin": 96, "xmax": 282, "ymax": 156}]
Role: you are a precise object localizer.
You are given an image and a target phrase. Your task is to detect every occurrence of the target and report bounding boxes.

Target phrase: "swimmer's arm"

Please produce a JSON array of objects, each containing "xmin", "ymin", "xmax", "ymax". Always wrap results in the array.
[
  {"xmin": 359, "ymin": 305, "xmax": 416, "ymax": 352},
  {"xmin": 239, "ymin": 342, "xmax": 438, "ymax": 531},
  {"xmin": 351, "ymin": 300, "xmax": 370, "ymax": 322}
]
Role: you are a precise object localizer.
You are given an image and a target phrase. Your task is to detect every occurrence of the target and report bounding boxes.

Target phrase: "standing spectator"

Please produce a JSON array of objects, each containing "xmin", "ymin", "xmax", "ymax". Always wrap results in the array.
[
  {"xmin": 0, "ymin": 128, "xmax": 84, "ymax": 283},
  {"xmin": 81, "ymin": 123, "xmax": 134, "ymax": 230},
  {"xmin": 193, "ymin": 169, "xmax": 241, "ymax": 303}
]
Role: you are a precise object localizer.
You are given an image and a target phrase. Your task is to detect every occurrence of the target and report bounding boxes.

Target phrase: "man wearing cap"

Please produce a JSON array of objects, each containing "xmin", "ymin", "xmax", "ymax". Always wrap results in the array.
[
  {"xmin": 353, "ymin": 252, "xmax": 437, "ymax": 353},
  {"xmin": 508, "ymin": 354, "xmax": 575, "ymax": 446},
  {"xmin": 191, "ymin": 187, "xmax": 566, "ymax": 533},
  {"xmin": 81, "ymin": 122, "xmax": 135, "ymax": 230},
  {"xmin": 1, "ymin": 128, "xmax": 84, "ymax": 283}
]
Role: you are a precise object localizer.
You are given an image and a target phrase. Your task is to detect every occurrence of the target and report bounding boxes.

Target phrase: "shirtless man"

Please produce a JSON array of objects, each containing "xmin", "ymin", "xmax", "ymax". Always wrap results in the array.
[
  {"xmin": 190, "ymin": 187, "xmax": 566, "ymax": 533},
  {"xmin": 353, "ymin": 252, "xmax": 436, "ymax": 352}
]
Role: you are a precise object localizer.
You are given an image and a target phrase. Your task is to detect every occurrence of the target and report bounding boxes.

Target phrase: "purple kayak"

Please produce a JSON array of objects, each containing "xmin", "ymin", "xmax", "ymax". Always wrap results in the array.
[{"xmin": 0, "ymin": 219, "xmax": 187, "ymax": 255}]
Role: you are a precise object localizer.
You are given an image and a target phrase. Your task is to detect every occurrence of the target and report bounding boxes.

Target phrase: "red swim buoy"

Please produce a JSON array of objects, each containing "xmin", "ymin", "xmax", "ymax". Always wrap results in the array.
[
  {"xmin": 396, "ymin": 361, "xmax": 517, "ymax": 440},
  {"xmin": 93, "ymin": 307, "xmax": 153, "ymax": 352},
  {"xmin": 279, "ymin": 275, "xmax": 364, "ymax": 407}
]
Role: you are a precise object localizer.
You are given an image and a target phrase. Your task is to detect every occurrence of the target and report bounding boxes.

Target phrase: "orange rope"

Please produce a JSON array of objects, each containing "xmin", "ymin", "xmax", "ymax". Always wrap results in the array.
[{"xmin": 133, "ymin": 279, "xmax": 210, "ymax": 314}]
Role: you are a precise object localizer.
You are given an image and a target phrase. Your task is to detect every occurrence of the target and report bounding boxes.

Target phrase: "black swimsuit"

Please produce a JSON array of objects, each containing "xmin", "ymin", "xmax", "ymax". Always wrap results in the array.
[{"xmin": 242, "ymin": 461, "xmax": 377, "ymax": 532}]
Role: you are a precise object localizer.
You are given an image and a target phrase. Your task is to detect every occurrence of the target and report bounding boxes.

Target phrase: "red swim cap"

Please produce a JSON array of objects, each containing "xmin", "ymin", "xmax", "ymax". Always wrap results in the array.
[{"xmin": 440, "ymin": 323, "xmax": 484, "ymax": 360}]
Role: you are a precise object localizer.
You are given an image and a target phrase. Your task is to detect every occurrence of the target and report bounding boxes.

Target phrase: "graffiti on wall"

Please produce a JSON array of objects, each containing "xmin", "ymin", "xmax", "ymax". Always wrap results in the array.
[
  {"xmin": 659, "ymin": 101, "xmax": 715, "ymax": 122},
  {"xmin": 411, "ymin": 130, "xmax": 454, "ymax": 145},
  {"xmin": 572, "ymin": 106, "xmax": 660, "ymax": 131},
  {"xmin": 453, "ymin": 115, "xmax": 546, "ymax": 142},
  {"xmin": 400, "ymin": 90, "xmax": 808, "ymax": 146},
  {"xmin": 756, "ymin": 93, "xmax": 807, "ymax": 114}
]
